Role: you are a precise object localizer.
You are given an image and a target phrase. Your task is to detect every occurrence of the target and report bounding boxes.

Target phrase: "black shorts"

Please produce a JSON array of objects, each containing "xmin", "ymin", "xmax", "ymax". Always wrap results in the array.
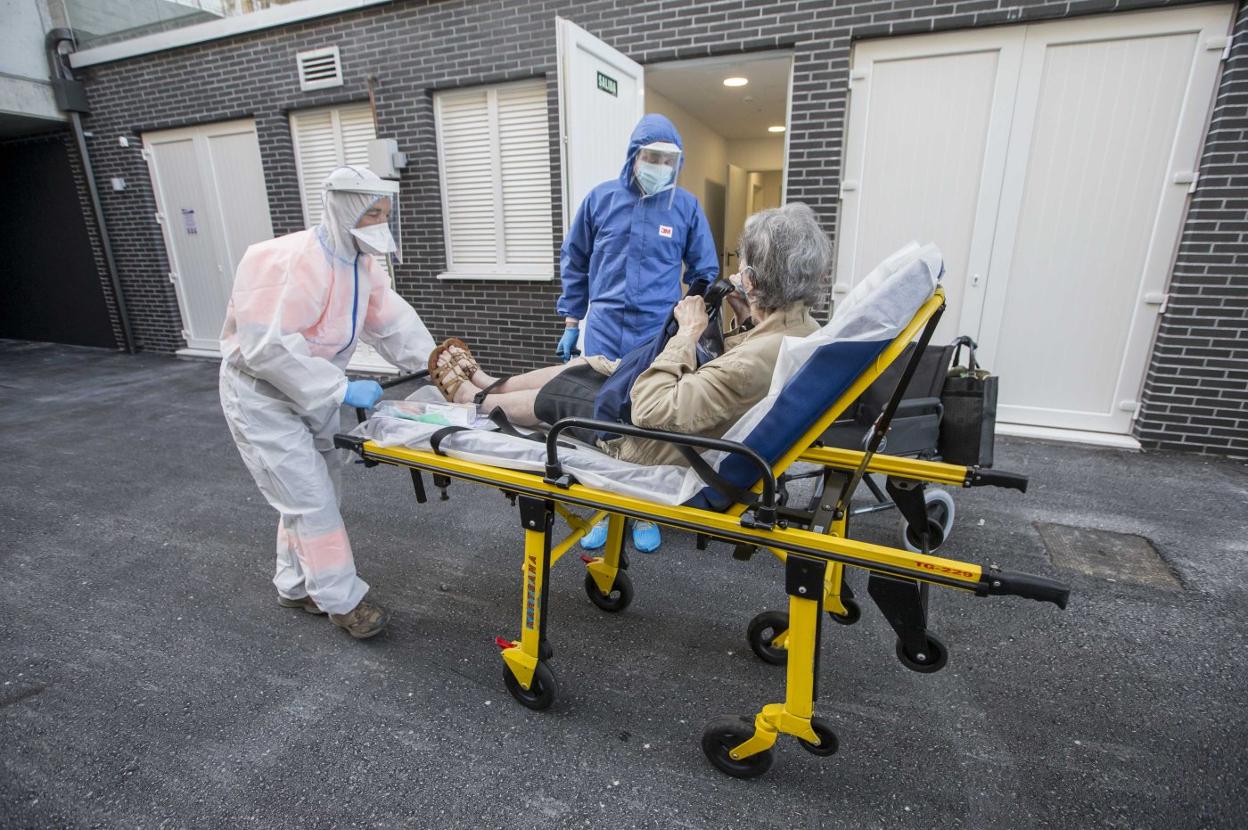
[{"xmin": 534, "ymin": 363, "xmax": 608, "ymax": 438}]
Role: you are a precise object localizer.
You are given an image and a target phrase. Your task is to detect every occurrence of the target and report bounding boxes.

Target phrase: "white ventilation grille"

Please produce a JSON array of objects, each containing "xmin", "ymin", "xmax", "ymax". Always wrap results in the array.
[{"xmin": 297, "ymin": 46, "xmax": 343, "ymax": 92}]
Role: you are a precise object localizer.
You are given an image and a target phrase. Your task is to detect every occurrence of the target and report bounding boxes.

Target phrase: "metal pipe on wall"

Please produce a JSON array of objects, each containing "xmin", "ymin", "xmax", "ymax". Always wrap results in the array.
[{"xmin": 45, "ymin": 28, "xmax": 137, "ymax": 354}]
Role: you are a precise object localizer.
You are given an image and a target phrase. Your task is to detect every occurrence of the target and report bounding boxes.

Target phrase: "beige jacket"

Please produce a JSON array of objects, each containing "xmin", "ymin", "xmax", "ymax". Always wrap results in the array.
[{"xmin": 592, "ymin": 304, "xmax": 818, "ymax": 466}]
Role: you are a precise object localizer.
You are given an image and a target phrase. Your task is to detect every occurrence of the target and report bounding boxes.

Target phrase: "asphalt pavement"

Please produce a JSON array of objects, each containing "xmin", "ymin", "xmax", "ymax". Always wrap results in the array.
[{"xmin": 1, "ymin": 339, "xmax": 1245, "ymax": 829}]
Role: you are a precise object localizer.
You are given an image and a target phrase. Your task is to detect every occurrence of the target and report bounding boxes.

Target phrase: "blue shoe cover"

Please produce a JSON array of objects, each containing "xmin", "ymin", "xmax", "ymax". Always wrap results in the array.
[
  {"xmin": 632, "ymin": 521, "xmax": 662, "ymax": 553},
  {"xmin": 580, "ymin": 519, "xmax": 608, "ymax": 550}
]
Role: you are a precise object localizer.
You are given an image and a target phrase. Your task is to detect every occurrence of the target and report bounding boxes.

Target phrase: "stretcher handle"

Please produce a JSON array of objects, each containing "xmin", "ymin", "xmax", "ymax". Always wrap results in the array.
[
  {"xmin": 542, "ymin": 417, "xmax": 780, "ymax": 518},
  {"xmin": 980, "ymin": 568, "xmax": 1070, "ymax": 610},
  {"xmin": 352, "ymin": 369, "xmax": 430, "ymax": 424}
]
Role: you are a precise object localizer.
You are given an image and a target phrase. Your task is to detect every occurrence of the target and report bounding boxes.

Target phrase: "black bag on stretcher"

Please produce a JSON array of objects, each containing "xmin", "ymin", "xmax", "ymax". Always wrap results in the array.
[
  {"xmin": 590, "ymin": 278, "xmax": 736, "ymax": 441},
  {"xmin": 937, "ymin": 335, "xmax": 998, "ymax": 468}
]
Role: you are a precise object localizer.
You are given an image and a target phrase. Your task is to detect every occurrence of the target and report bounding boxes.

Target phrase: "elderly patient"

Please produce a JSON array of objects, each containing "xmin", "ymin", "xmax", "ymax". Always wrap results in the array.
[{"xmin": 429, "ymin": 202, "xmax": 830, "ymax": 466}]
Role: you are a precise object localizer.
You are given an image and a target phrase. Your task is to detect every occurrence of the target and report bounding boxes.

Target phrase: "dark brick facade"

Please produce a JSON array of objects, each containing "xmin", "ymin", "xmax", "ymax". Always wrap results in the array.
[
  {"xmin": 73, "ymin": 0, "xmax": 1247, "ymax": 457},
  {"xmin": 1136, "ymin": 3, "xmax": 1248, "ymax": 458}
]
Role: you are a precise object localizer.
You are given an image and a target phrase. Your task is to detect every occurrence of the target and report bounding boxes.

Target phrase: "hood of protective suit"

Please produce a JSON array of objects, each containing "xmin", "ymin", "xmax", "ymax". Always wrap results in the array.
[
  {"xmin": 618, "ymin": 114, "xmax": 684, "ymax": 194},
  {"xmin": 316, "ymin": 182, "xmax": 388, "ymax": 265}
]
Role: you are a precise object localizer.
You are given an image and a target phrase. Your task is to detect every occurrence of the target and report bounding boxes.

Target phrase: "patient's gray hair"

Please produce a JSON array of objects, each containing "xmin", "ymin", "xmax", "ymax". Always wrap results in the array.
[{"xmin": 738, "ymin": 202, "xmax": 831, "ymax": 311}]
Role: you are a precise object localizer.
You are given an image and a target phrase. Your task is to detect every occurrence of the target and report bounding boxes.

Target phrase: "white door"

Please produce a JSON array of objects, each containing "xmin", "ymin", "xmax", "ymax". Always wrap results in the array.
[
  {"xmin": 556, "ymin": 16, "xmax": 644, "ymax": 228},
  {"xmin": 724, "ymin": 163, "xmax": 748, "ymax": 272},
  {"xmin": 143, "ymin": 119, "xmax": 274, "ymax": 355},
  {"xmin": 838, "ymin": 5, "xmax": 1233, "ymax": 436},
  {"xmin": 977, "ymin": 7, "xmax": 1231, "ymax": 433},
  {"xmin": 838, "ymin": 27, "xmax": 1022, "ymax": 347}
]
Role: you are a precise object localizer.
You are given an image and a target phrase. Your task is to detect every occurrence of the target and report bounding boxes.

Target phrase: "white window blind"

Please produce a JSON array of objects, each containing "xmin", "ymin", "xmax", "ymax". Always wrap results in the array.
[
  {"xmin": 288, "ymin": 103, "xmax": 396, "ymax": 373},
  {"xmin": 434, "ymin": 81, "xmax": 554, "ymax": 279},
  {"xmin": 289, "ymin": 103, "xmax": 377, "ymax": 227}
]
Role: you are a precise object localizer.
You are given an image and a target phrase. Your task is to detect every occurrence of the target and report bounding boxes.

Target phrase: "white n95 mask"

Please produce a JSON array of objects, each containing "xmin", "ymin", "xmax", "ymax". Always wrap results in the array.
[{"xmin": 350, "ymin": 223, "xmax": 397, "ymax": 256}]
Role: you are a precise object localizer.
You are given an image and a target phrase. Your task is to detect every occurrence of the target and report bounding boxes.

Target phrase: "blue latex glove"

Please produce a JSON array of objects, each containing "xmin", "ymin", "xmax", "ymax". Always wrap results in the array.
[
  {"xmin": 555, "ymin": 327, "xmax": 580, "ymax": 363},
  {"xmin": 343, "ymin": 379, "xmax": 383, "ymax": 409}
]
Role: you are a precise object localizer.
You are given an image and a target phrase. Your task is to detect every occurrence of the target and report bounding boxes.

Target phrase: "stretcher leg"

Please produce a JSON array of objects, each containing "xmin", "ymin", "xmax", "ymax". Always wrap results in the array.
[
  {"xmin": 704, "ymin": 554, "xmax": 838, "ymax": 778},
  {"xmin": 499, "ymin": 496, "xmax": 559, "ymax": 710},
  {"xmin": 582, "ymin": 513, "xmax": 633, "ymax": 613},
  {"xmin": 868, "ymin": 573, "xmax": 947, "ymax": 673},
  {"xmin": 745, "ymin": 492, "xmax": 860, "ymax": 666}
]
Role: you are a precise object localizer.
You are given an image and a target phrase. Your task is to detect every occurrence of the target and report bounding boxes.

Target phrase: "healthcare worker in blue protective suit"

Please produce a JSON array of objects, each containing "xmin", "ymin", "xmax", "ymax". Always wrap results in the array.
[
  {"xmin": 556, "ymin": 114, "xmax": 719, "ymax": 553},
  {"xmin": 219, "ymin": 166, "xmax": 435, "ymax": 640}
]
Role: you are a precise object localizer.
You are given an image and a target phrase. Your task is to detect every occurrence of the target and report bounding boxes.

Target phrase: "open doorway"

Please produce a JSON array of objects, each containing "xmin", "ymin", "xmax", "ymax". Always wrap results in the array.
[{"xmin": 644, "ymin": 52, "xmax": 792, "ymax": 274}]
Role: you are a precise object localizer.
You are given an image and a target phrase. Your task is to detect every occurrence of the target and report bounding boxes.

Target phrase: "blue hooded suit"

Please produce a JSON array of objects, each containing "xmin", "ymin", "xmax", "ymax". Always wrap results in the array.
[{"xmin": 557, "ymin": 114, "xmax": 720, "ymax": 360}]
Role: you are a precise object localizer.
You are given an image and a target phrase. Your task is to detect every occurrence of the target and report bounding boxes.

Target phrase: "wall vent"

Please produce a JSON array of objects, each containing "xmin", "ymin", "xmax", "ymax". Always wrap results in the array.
[{"xmin": 297, "ymin": 46, "xmax": 343, "ymax": 92}]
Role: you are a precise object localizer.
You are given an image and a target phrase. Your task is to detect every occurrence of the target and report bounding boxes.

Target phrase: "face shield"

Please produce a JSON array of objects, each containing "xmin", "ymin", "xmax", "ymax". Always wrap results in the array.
[
  {"xmin": 322, "ymin": 166, "xmax": 403, "ymax": 264},
  {"xmin": 633, "ymin": 141, "xmax": 681, "ymax": 206}
]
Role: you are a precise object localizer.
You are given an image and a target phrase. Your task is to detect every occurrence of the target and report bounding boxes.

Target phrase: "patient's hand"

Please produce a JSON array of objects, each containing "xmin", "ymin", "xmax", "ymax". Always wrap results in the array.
[{"xmin": 674, "ymin": 295, "xmax": 709, "ymax": 339}]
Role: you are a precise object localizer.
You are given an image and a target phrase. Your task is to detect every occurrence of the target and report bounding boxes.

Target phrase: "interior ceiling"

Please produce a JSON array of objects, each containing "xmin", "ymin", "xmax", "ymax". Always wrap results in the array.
[{"xmin": 645, "ymin": 53, "xmax": 791, "ymax": 140}]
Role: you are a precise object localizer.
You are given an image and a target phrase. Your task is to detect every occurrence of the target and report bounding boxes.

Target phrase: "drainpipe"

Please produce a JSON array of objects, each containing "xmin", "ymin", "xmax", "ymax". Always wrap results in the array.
[{"xmin": 45, "ymin": 28, "xmax": 136, "ymax": 354}]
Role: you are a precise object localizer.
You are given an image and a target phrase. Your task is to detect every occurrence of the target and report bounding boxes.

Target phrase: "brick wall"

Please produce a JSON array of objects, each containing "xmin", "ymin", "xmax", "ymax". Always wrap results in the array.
[
  {"xmin": 1136, "ymin": 3, "xmax": 1248, "ymax": 459},
  {"xmin": 75, "ymin": 0, "xmax": 1246, "ymax": 456}
]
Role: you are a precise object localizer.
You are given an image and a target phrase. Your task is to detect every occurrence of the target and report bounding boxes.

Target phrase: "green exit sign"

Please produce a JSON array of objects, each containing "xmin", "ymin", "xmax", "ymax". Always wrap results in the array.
[{"xmin": 596, "ymin": 71, "xmax": 618, "ymax": 97}]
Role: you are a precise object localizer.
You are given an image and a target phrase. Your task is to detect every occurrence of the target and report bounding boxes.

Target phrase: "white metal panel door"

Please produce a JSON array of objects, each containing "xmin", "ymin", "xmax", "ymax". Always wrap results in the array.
[
  {"xmin": 144, "ymin": 119, "xmax": 273, "ymax": 353},
  {"xmin": 204, "ymin": 129, "xmax": 274, "ymax": 286},
  {"xmin": 977, "ymin": 5, "xmax": 1233, "ymax": 433},
  {"xmin": 556, "ymin": 16, "xmax": 644, "ymax": 228},
  {"xmin": 838, "ymin": 29, "xmax": 1022, "ymax": 346},
  {"xmin": 838, "ymin": 5, "xmax": 1232, "ymax": 437}
]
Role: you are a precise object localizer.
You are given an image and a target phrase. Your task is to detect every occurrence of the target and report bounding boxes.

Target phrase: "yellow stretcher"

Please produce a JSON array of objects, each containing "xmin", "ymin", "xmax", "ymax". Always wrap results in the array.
[{"xmin": 335, "ymin": 288, "xmax": 1070, "ymax": 779}]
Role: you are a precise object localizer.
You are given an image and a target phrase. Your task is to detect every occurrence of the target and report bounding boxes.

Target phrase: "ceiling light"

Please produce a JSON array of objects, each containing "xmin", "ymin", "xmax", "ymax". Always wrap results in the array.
[
  {"xmin": 722, "ymin": 77, "xmax": 748, "ymax": 87},
  {"xmin": 768, "ymin": 125, "xmax": 786, "ymax": 133}
]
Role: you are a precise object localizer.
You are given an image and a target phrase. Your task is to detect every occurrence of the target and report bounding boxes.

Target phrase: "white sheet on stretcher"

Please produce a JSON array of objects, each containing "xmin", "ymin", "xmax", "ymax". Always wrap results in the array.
[{"xmin": 352, "ymin": 243, "xmax": 943, "ymax": 506}]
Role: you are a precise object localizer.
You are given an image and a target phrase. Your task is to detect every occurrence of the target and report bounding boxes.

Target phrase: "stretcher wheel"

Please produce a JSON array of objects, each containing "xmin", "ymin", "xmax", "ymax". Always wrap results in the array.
[
  {"xmin": 798, "ymin": 717, "xmax": 840, "ymax": 757},
  {"xmin": 584, "ymin": 571, "xmax": 634, "ymax": 613},
  {"xmin": 701, "ymin": 717, "xmax": 774, "ymax": 779},
  {"xmin": 746, "ymin": 611, "xmax": 789, "ymax": 665},
  {"xmin": 828, "ymin": 598, "xmax": 861, "ymax": 626},
  {"xmin": 503, "ymin": 662, "xmax": 558, "ymax": 711},
  {"xmin": 895, "ymin": 633, "xmax": 948, "ymax": 673},
  {"xmin": 900, "ymin": 489, "xmax": 956, "ymax": 553}
]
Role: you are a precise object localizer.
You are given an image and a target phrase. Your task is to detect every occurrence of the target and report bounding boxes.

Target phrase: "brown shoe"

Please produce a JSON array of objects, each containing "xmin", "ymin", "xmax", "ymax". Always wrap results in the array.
[
  {"xmin": 278, "ymin": 594, "xmax": 326, "ymax": 615},
  {"xmin": 330, "ymin": 599, "xmax": 389, "ymax": 639}
]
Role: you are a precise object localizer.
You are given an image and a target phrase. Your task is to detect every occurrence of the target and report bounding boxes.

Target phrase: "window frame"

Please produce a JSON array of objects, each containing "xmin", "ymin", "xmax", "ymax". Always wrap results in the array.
[{"xmin": 433, "ymin": 80, "xmax": 555, "ymax": 281}]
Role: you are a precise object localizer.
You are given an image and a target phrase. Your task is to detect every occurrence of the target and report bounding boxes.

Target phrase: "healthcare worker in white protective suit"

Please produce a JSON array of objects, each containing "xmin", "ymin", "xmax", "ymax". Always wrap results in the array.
[{"xmin": 219, "ymin": 166, "xmax": 434, "ymax": 639}]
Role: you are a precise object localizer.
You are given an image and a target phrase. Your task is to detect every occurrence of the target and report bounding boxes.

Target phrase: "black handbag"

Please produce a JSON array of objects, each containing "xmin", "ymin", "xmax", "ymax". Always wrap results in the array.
[{"xmin": 937, "ymin": 336, "xmax": 998, "ymax": 467}]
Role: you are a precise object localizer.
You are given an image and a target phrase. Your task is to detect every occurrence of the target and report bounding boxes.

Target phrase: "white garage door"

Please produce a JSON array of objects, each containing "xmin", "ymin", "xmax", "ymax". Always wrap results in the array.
[
  {"xmin": 143, "ymin": 119, "xmax": 274, "ymax": 354},
  {"xmin": 837, "ymin": 5, "xmax": 1233, "ymax": 438}
]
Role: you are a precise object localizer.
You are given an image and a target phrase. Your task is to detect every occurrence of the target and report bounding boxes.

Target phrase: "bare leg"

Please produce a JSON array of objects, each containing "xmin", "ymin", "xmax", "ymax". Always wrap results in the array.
[
  {"xmin": 436, "ymin": 351, "xmax": 586, "ymax": 427},
  {"xmin": 467, "ymin": 357, "xmax": 587, "ymax": 394},
  {"xmin": 437, "ymin": 347, "xmax": 585, "ymax": 396}
]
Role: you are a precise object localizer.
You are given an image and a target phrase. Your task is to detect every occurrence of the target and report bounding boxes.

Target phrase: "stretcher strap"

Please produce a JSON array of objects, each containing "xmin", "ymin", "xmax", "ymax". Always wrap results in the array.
[
  {"xmin": 677, "ymin": 445, "xmax": 758, "ymax": 508},
  {"xmin": 430, "ymin": 426, "xmax": 471, "ymax": 455},
  {"xmin": 488, "ymin": 407, "xmax": 543, "ymax": 441}
]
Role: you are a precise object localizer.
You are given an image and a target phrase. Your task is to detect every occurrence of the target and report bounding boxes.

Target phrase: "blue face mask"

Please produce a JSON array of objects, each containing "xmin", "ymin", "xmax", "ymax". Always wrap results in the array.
[{"xmin": 635, "ymin": 161, "xmax": 673, "ymax": 195}]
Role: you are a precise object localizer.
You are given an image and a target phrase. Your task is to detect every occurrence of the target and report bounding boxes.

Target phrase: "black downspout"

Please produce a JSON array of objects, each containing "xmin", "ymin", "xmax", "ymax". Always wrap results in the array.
[{"xmin": 45, "ymin": 28, "xmax": 137, "ymax": 354}]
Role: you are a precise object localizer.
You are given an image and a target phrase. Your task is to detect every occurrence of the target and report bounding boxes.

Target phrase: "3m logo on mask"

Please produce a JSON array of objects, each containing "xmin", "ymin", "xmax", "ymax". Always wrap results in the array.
[{"xmin": 659, "ymin": 225, "xmax": 673, "ymax": 238}]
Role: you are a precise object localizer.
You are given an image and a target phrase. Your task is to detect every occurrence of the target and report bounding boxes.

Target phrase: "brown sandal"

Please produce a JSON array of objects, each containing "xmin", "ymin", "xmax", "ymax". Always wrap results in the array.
[
  {"xmin": 428, "ymin": 340, "xmax": 476, "ymax": 401},
  {"xmin": 441, "ymin": 337, "xmax": 479, "ymax": 376}
]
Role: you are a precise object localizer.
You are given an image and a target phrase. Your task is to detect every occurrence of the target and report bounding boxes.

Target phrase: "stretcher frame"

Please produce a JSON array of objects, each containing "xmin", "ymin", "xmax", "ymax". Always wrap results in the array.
[{"xmin": 335, "ymin": 288, "xmax": 1070, "ymax": 778}]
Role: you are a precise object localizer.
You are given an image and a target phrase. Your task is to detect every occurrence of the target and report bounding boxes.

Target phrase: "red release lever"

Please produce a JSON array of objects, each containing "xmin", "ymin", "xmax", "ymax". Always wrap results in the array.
[{"xmin": 495, "ymin": 636, "xmax": 514, "ymax": 650}]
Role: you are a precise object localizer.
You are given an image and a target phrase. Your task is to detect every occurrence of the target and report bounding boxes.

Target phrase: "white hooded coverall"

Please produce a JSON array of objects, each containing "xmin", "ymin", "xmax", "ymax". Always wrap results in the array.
[{"xmin": 219, "ymin": 170, "xmax": 434, "ymax": 614}]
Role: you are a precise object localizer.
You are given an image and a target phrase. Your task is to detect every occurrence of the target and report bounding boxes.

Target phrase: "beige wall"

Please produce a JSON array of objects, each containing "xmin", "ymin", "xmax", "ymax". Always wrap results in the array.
[
  {"xmin": 746, "ymin": 170, "xmax": 783, "ymax": 214},
  {"xmin": 727, "ymin": 137, "xmax": 785, "ymax": 173},
  {"xmin": 644, "ymin": 90, "xmax": 727, "ymax": 206}
]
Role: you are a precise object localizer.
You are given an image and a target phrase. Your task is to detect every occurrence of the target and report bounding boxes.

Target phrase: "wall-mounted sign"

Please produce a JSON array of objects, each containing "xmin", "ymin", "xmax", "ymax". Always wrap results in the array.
[
  {"xmin": 181, "ymin": 208, "xmax": 198, "ymax": 235},
  {"xmin": 596, "ymin": 70, "xmax": 618, "ymax": 97}
]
